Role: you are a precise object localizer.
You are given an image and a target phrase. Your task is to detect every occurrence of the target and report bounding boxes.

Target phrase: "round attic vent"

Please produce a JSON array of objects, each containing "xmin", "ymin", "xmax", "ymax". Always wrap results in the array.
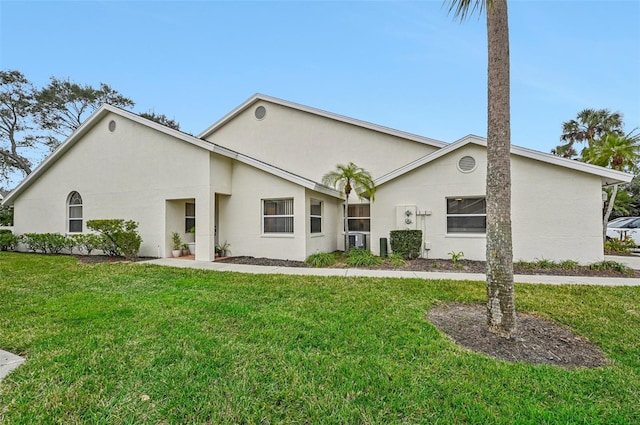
[
  {"xmin": 108, "ymin": 120, "xmax": 116, "ymax": 132},
  {"xmin": 254, "ymin": 106, "xmax": 266, "ymax": 120},
  {"xmin": 457, "ymin": 155, "xmax": 477, "ymax": 172}
]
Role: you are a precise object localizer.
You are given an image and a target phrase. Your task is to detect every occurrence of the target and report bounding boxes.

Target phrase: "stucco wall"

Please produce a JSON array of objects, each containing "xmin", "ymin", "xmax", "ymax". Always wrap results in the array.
[
  {"xmin": 371, "ymin": 144, "xmax": 605, "ymax": 263},
  {"xmin": 305, "ymin": 189, "xmax": 340, "ymax": 257},
  {"xmin": 204, "ymin": 100, "xmax": 439, "ymax": 182},
  {"xmin": 217, "ymin": 161, "xmax": 307, "ymax": 261},
  {"xmin": 511, "ymin": 154, "xmax": 604, "ymax": 264},
  {"xmin": 13, "ymin": 113, "xmax": 213, "ymax": 258}
]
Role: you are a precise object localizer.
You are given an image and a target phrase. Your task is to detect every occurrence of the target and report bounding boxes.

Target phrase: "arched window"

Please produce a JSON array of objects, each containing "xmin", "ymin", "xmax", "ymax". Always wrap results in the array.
[{"xmin": 68, "ymin": 191, "xmax": 83, "ymax": 233}]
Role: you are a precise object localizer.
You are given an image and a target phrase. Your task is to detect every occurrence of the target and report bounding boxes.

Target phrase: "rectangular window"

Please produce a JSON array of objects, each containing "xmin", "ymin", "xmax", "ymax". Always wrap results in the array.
[
  {"xmin": 263, "ymin": 199, "xmax": 294, "ymax": 233},
  {"xmin": 310, "ymin": 199, "xmax": 322, "ymax": 234},
  {"xmin": 185, "ymin": 202, "xmax": 196, "ymax": 233},
  {"xmin": 347, "ymin": 204, "xmax": 370, "ymax": 232},
  {"xmin": 68, "ymin": 206, "xmax": 82, "ymax": 233},
  {"xmin": 446, "ymin": 197, "xmax": 486, "ymax": 234}
]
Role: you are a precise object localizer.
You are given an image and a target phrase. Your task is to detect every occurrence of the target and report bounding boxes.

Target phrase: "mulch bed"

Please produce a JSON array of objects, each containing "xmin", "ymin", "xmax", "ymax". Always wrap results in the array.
[
  {"xmin": 75, "ymin": 255, "xmax": 154, "ymax": 264},
  {"xmin": 427, "ymin": 302, "xmax": 609, "ymax": 369},
  {"xmin": 216, "ymin": 256, "xmax": 640, "ymax": 278}
]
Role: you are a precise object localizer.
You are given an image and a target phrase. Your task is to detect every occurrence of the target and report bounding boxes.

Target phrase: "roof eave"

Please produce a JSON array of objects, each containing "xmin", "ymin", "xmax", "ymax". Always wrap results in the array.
[
  {"xmin": 211, "ymin": 144, "xmax": 343, "ymax": 199},
  {"xmin": 3, "ymin": 105, "xmax": 343, "ymax": 205},
  {"xmin": 198, "ymin": 93, "xmax": 448, "ymax": 149},
  {"xmin": 375, "ymin": 134, "xmax": 635, "ymax": 187}
]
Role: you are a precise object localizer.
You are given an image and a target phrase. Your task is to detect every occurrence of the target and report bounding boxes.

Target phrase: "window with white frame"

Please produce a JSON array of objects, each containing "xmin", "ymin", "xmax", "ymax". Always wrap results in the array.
[
  {"xmin": 310, "ymin": 199, "xmax": 322, "ymax": 234},
  {"xmin": 68, "ymin": 191, "xmax": 83, "ymax": 233},
  {"xmin": 446, "ymin": 197, "xmax": 486, "ymax": 234},
  {"xmin": 185, "ymin": 202, "xmax": 195, "ymax": 233},
  {"xmin": 347, "ymin": 204, "xmax": 370, "ymax": 232},
  {"xmin": 263, "ymin": 199, "xmax": 294, "ymax": 234}
]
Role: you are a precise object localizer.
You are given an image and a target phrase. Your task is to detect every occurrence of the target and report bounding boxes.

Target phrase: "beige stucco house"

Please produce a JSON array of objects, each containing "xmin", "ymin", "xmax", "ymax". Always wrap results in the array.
[{"xmin": 2, "ymin": 94, "xmax": 633, "ymax": 263}]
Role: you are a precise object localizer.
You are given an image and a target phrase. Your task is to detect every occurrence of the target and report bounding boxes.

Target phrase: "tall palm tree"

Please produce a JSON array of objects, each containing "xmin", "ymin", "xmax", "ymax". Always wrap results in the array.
[
  {"xmin": 322, "ymin": 162, "xmax": 376, "ymax": 253},
  {"xmin": 582, "ymin": 131, "xmax": 640, "ymax": 242},
  {"xmin": 554, "ymin": 109, "xmax": 624, "ymax": 159},
  {"xmin": 448, "ymin": 0, "xmax": 515, "ymax": 337}
]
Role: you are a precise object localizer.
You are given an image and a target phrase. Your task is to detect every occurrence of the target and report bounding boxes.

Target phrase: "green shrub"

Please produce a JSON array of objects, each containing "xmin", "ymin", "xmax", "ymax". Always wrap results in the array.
[
  {"xmin": 44, "ymin": 233, "xmax": 68, "ymax": 254},
  {"xmin": 87, "ymin": 219, "xmax": 142, "ymax": 260},
  {"xmin": 21, "ymin": 233, "xmax": 48, "ymax": 253},
  {"xmin": 588, "ymin": 260, "xmax": 633, "ymax": 275},
  {"xmin": 514, "ymin": 260, "xmax": 536, "ymax": 269},
  {"xmin": 535, "ymin": 258, "xmax": 558, "ymax": 269},
  {"xmin": 347, "ymin": 248, "xmax": 382, "ymax": 267},
  {"xmin": 387, "ymin": 252, "xmax": 408, "ymax": 268},
  {"xmin": 605, "ymin": 237, "xmax": 637, "ymax": 253},
  {"xmin": 0, "ymin": 204, "xmax": 12, "ymax": 226},
  {"xmin": 559, "ymin": 260, "xmax": 579, "ymax": 270},
  {"xmin": 448, "ymin": 251, "xmax": 464, "ymax": 264},
  {"xmin": 389, "ymin": 230, "xmax": 422, "ymax": 259},
  {"xmin": 0, "ymin": 229, "xmax": 18, "ymax": 251},
  {"xmin": 305, "ymin": 252, "xmax": 336, "ymax": 268},
  {"xmin": 69, "ymin": 234, "xmax": 102, "ymax": 255},
  {"xmin": 20, "ymin": 233, "xmax": 71, "ymax": 254}
]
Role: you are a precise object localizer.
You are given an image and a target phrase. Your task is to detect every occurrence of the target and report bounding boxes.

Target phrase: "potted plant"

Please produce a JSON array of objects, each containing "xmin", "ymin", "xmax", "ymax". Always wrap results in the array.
[
  {"xmin": 171, "ymin": 232, "xmax": 182, "ymax": 257},
  {"xmin": 215, "ymin": 240, "xmax": 231, "ymax": 257},
  {"xmin": 181, "ymin": 243, "xmax": 190, "ymax": 256}
]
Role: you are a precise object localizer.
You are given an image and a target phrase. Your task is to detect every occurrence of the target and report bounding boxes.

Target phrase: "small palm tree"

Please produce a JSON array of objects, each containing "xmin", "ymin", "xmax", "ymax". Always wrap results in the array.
[
  {"xmin": 322, "ymin": 163, "xmax": 376, "ymax": 252},
  {"xmin": 582, "ymin": 131, "xmax": 640, "ymax": 242}
]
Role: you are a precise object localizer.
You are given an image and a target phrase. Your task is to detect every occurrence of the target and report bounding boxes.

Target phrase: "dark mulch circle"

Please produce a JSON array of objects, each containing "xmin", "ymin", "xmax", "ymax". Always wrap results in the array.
[{"xmin": 427, "ymin": 302, "xmax": 609, "ymax": 369}]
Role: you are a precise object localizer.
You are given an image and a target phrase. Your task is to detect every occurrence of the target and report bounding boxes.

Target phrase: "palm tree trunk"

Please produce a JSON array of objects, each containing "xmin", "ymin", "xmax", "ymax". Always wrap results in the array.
[
  {"xmin": 344, "ymin": 198, "xmax": 350, "ymax": 253},
  {"xmin": 602, "ymin": 184, "xmax": 618, "ymax": 244},
  {"xmin": 485, "ymin": 0, "xmax": 516, "ymax": 338},
  {"xmin": 344, "ymin": 184, "xmax": 352, "ymax": 253}
]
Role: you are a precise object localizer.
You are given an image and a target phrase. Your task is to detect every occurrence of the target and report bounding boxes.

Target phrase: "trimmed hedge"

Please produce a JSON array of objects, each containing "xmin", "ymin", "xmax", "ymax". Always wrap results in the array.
[
  {"xmin": 3, "ymin": 219, "xmax": 142, "ymax": 259},
  {"xmin": 87, "ymin": 219, "xmax": 142, "ymax": 260},
  {"xmin": 0, "ymin": 229, "xmax": 18, "ymax": 251},
  {"xmin": 389, "ymin": 230, "xmax": 423, "ymax": 259}
]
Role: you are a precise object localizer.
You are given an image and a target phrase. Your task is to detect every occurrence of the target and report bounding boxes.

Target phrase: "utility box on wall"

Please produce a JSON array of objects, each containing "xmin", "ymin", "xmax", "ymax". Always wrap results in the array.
[{"xmin": 396, "ymin": 205, "xmax": 417, "ymax": 230}]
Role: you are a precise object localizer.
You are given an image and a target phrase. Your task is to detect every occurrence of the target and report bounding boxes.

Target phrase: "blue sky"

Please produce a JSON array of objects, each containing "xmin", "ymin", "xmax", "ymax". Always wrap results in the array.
[{"xmin": 1, "ymin": 0, "xmax": 639, "ymax": 187}]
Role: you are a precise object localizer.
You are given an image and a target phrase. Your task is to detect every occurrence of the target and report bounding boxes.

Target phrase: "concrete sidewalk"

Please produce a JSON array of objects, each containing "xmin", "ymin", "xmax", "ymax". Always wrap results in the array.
[
  {"xmin": 0, "ymin": 350, "xmax": 25, "ymax": 382},
  {"xmin": 140, "ymin": 256, "xmax": 640, "ymax": 286}
]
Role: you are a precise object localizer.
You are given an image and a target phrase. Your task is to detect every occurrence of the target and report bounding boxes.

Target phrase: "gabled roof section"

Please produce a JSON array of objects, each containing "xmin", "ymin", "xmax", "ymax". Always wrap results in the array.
[
  {"xmin": 198, "ymin": 93, "xmax": 448, "ymax": 149},
  {"xmin": 375, "ymin": 134, "xmax": 635, "ymax": 187},
  {"xmin": 2, "ymin": 104, "xmax": 343, "ymax": 205},
  {"xmin": 210, "ymin": 144, "xmax": 343, "ymax": 199}
]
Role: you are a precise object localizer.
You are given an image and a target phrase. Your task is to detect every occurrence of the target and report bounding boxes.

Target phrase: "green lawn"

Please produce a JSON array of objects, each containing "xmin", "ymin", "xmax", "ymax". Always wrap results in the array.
[{"xmin": 1, "ymin": 252, "xmax": 639, "ymax": 424}]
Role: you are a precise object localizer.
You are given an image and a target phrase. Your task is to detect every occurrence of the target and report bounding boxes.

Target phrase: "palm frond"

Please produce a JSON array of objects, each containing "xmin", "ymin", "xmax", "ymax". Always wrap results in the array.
[{"xmin": 445, "ymin": 0, "xmax": 487, "ymax": 21}]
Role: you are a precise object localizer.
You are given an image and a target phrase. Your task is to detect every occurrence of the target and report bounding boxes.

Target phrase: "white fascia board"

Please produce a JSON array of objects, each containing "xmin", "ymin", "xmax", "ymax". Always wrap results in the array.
[
  {"xmin": 375, "ymin": 136, "xmax": 472, "ymax": 186},
  {"xmin": 198, "ymin": 94, "xmax": 448, "ymax": 149},
  {"xmin": 463, "ymin": 135, "xmax": 633, "ymax": 184},
  {"xmin": 509, "ymin": 144, "xmax": 634, "ymax": 186},
  {"xmin": 375, "ymin": 134, "xmax": 634, "ymax": 187}
]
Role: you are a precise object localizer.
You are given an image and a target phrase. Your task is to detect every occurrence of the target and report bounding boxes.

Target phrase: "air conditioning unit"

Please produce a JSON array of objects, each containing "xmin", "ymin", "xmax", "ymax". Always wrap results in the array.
[{"xmin": 348, "ymin": 233, "xmax": 367, "ymax": 249}]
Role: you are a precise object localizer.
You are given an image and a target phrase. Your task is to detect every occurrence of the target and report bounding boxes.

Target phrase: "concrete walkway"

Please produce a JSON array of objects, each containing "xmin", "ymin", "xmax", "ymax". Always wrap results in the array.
[
  {"xmin": 0, "ymin": 350, "xmax": 25, "ymax": 382},
  {"xmin": 3, "ymin": 254, "xmax": 638, "ymax": 381},
  {"xmin": 140, "ymin": 254, "xmax": 640, "ymax": 286}
]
